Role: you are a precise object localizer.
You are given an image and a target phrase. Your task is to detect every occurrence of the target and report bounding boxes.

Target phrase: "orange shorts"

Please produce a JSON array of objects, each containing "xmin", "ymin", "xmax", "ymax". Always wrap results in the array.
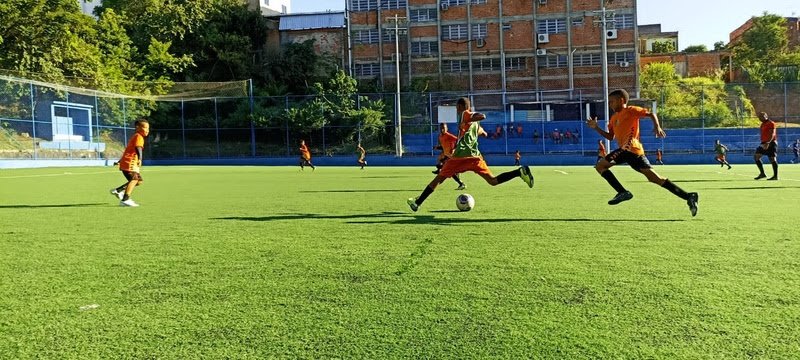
[{"xmin": 439, "ymin": 156, "xmax": 493, "ymax": 179}]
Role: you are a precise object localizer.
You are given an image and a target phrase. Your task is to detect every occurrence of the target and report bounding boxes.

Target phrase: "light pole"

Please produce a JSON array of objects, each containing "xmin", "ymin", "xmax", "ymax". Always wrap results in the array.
[
  {"xmin": 386, "ymin": 14, "xmax": 407, "ymax": 157},
  {"xmin": 592, "ymin": 0, "xmax": 615, "ymax": 146}
]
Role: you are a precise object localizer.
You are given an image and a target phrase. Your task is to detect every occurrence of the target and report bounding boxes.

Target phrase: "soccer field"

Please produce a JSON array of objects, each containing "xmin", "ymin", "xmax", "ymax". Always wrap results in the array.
[{"xmin": 1, "ymin": 164, "xmax": 799, "ymax": 358}]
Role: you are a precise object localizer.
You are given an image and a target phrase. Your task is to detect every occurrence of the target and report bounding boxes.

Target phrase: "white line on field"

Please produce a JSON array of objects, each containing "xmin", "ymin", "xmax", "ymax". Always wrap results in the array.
[
  {"xmin": 0, "ymin": 170, "xmax": 116, "ymax": 179},
  {"xmin": 554, "ymin": 170, "xmax": 569, "ymax": 175}
]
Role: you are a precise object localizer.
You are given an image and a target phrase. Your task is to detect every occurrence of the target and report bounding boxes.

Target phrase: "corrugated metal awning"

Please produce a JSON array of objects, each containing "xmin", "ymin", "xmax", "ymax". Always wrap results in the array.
[{"xmin": 279, "ymin": 12, "xmax": 345, "ymax": 31}]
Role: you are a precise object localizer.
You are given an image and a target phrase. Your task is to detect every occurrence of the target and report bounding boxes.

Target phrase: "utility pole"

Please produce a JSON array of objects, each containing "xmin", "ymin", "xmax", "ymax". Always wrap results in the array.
[
  {"xmin": 385, "ymin": 14, "xmax": 408, "ymax": 157},
  {"xmin": 592, "ymin": 0, "xmax": 615, "ymax": 145}
]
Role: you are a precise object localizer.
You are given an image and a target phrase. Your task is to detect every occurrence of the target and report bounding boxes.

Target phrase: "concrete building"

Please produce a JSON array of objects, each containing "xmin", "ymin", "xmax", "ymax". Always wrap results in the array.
[
  {"xmin": 638, "ymin": 24, "xmax": 677, "ymax": 54},
  {"xmin": 246, "ymin": 0, "xmax": 291, "ymax": 15},
  {"xmin": 346, "ymin": 0, "xmax": 640, "ymax": 100}
]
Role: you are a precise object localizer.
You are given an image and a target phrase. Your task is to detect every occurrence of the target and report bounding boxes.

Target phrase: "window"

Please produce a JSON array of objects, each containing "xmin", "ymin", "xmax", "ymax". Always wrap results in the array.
[
  {"xmin": 571, "ymin": 17, "xmax": 584, "ymax": 27},
  {"xmin": 607, "ymin": 51, "xmax": 635, "ymax": 63},
  {"xmin": 543, "ymin": 55, "xmax": 567, "ymax": 68},
  {"xmin": 613, "ymin": 14, "xmax": 634, "ymax": 29},
  {"xmin": 442, "ymin": 0, "xmax": 466, "ymax": 5},
  {"xmin": 442, "ymin": 24, "xmax": 469, "ymax": 40},
  {"xmin": 537, "ymin": 18, "xmax": 567, "ymax": 34},
  {"xmin": 473, "ymin": 58, "xmax": 501, "ymax": 72},
  {"xmin": 471, "ymin": 0, "xmax": 487, "ymax": 4},
  {"xmin": 410, "ymin": 8, "xmax": 437, "ymax": 22},
  {"xmin": 381, "ymin": 0, "xmax": 407, "ymax": 10},
  {"xmin": 505, "ymin": 57, "xmax": 525, "ymax": 70},
  {"xmin": 355, "ymin": 63, "xmax": 381, "ymax": 77},
  {"xmin": 351, "ymin": 0, "xmax": 377, "ymax": 11},
  {"xmin": 574, "ymin": 53, "xmax": 602, "ymax": 67},
  {"xmin": 281, "ymin": 5, "xmax": 286, "ymax": 13},
  {"xmin": 383, "ymin": 29, "xmax": 397, "ymax": 43},
  {"xmin": 472, "ymin": 23, "xmax": 488, "ymax": 39},
  {"xmin": 411, "ymin": 41, "xmax": 439, "ymax": 56},
  {"xmin": 443, "ymin": 60, "xmax": 469, "ymax": 72},
  {"xmin": 353, "ymin": 29, "xmax": 379, "ymax": 44}
]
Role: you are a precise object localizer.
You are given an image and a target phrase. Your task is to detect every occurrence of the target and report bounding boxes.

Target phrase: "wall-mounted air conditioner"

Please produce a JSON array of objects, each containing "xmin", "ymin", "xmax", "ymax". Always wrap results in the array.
[
  {"xmin": 536, "ymin": 48, "xmax": 547, "ymax": 56},
  {"xmin": 476, "ymin": 38, "xmax": 485, "ymax": 47},
  {"xmin": 537, "ymin": 33, "xmax": 549, "ymax": 44},
  {"xmin": 606, "ymin": 29, "xmax": 618, "ymax": 39},
  {"xmin": 538, "ymin": 0, "xmax": 547, "ymax": 4},
  {"xmin": 440, "ymin": 2, "xmax": 449, "ymax": 10},
  {"xmin": 619, "ymin": 61, "xmax": 630, "ymax": 67}
]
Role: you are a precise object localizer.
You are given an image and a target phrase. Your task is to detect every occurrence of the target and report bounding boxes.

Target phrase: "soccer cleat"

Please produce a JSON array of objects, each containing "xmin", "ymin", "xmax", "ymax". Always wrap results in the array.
[
  {"xmin": 754, "ymin": 174, "xmax": 767, "ymax": 180},
  {"xmin": 727, "ymin": 164, "xmax": 732, "ymax": 170},
  {"xmin": 110, "ymin": 189, "xmax": 124, "ymax": 200},
  {"xmin": 407, "ymin": 198, "xmax": 419, "ymax": 212},
  {"xmin": 607, "ymin": 191, "xmax": 633, "ymax": 205},
  {"xmin": 687, "ymin": 192, "xmax": 699, "ymax": 217},
  {"xmin": 520, "ymin": 166, "xmax": 534, "ymax": 188},
  {"xmin": 767, "ymin": 176, "xmax": 778, "ymax": 181},
  {"xmin": 456, "ymin": 184, "xmax": 467, "ymax": 190},
  {"xmin": 432, "ymin": 169, "xmax": 440, "ymax": 174},
  {"xmin": 119, "ymin": 199, "xmax": 139, "ymax": 207}
]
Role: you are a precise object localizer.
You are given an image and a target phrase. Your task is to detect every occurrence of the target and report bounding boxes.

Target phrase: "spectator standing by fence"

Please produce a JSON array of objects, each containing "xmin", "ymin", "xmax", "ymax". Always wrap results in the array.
[
  {"xmin": 790, "ymin": 139, "xmax": 800, "ymax": 164},
  {"xmin": 753, "ymin": 112, "xmax": 778, "ymax": 180}
]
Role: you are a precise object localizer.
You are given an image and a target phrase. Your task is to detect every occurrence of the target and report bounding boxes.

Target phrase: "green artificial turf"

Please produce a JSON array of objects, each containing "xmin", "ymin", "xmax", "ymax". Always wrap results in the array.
[{"xmin": 1, "ymin": 164, "xmax": 798, "ymax": 358}]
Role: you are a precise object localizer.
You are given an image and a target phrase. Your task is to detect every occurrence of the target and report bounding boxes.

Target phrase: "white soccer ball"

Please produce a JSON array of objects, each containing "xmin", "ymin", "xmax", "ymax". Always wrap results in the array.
[{"xmin": 456, "ymin": 193, "xmax": 475, "ymax": 211}]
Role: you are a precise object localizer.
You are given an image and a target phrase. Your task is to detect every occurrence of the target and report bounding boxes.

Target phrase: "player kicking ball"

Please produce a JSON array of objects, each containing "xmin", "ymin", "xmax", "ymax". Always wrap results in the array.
[
  {"xmin": 586, "ymin": 89, "xmax": 698, "ymax": 217},
  {"xmin": 407, "ymin": 97, "xmax": 534, "ymax": 212}
]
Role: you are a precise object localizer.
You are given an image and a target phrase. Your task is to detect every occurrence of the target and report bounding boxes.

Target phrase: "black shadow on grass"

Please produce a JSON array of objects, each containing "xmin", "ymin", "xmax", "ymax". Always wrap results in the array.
[
  {"xmin": 214, "ymin": 212, "xmax": 687, "ymax": 225},
  {"xmin": 300, "ymin": 189, "xmax": 420, "ymax": 193},
  {"xmin": 0, "ymin": 203, "xmax": 107, "ymax": 209}
]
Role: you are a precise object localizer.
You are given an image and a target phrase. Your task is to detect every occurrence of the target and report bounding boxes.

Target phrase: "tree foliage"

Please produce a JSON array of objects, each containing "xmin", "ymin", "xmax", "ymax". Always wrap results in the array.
[
  {"xmin": 650, "ymin": 40, "xmax": 676, "ymax": 54},
  {"xmin": 640, "ymin": 62, "xmax": 756, "ymax": 128},
  {"xmin": 683, "ymin": 44, "xmax": 708, "ymax": 53},
  {"xmin": 731, "ymin": 13, "xmax": 800, "ymax": 83}
]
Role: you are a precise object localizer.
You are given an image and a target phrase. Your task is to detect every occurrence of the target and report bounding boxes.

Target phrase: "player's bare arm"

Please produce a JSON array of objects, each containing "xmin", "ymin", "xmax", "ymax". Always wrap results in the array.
[
  {"xmin": 586, "ymin": 116, "xmax": 613, "ymax": 140},
  {"xmin": 647, "ymin": 113, "xmax": 666, "ymax": 138}
]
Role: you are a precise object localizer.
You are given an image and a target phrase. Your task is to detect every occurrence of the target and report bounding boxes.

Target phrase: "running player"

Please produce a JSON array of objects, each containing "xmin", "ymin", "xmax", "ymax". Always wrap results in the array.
[
  {"xmin": 299, "ymin": 140, "xmax": 315, "ymax": 171},
  {"xmin": 110, "ymin": 119, "xmax": 149, "ymax": 207},
  {"xmin": 513, "ymin": 150, "xmax": 521, "ymax": 166},
  {"xmin": 754, "ymin": 112, "xmax": 778, "ymax": 180},
  {"xmin": 407, "ymin": 97, "xmax": 534, "ymax": 212},
  {"xmin": 714, "ymin": 139, "xmax": 732, "ymax": 169},
  {"xmin": 357, "ymin": 143, "xmax": 367, "ymax": 170},
  {"xmin": 586, "ymin": 89, "xmax": 698, "ymax": 216},
  {"xmin": 432, "ymin": 123, "xmax": 467, "ymax": 190}
]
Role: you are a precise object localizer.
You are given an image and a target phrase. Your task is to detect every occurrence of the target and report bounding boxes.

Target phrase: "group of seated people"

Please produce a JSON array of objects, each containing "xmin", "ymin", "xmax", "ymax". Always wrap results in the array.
[{"xmin": 484, "ymin": 124, "xmax": 581, "ymax": 145}]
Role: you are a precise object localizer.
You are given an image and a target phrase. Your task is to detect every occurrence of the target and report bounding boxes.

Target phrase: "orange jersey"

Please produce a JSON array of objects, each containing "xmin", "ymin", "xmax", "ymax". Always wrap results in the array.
[
  {"xmin": 760, "ymin": 120, "xmax": 776, "ymax": 143},
  {"xmin": 609, "ymin": 105, "xmax": 650, "ymax": 156},
  {"xmin": 598, "ymin": 143, "xmax": 607, "ymax": 157},
  {"xmin": 438, "ymin": 132, "xmax": 458, "ymax": 156},
  {"xmin": 300, "ymin": 144, "xmax": 311, "ymax": 160},
  {"xmin": 119, "ymin": 132, "xmax": 145, "ymax": 172},
  {"xmin": 458, "ymin": 110, "xmax": 476, "ymax": 137}
]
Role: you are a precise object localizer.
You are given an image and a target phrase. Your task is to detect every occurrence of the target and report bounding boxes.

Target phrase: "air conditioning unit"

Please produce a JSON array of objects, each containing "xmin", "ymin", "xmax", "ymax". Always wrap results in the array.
[
  {"xmin": 475, "ymin": 38, "xmax": 485, "ymax": 48},
  {"xmin": 536, "ymin": 48, "xmax": 547, "ymax": 56},
  {"xmin": 502, "ymin": 23, "xmax": 512, "ymax": 31},
  {"xmin": 538, "ymin": 0, "xmax": 547, "ymax": 4},
  {"xmin": 605, "ymin": 29, "xmax": 618, "ymax": 40},
  {"xmin": 618, "ymin": 61, "xmax": 630, "ymax": 68},
  {"xmin": 440, "ymin": 2, "xmax": 449, "ymax": 10},
  {"xmin": 537, "ymin": 33, "xmax": 549, "ymax": 44}
]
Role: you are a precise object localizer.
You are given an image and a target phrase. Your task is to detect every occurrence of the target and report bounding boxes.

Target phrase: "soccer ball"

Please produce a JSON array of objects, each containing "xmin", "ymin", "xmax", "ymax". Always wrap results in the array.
[{"xmin": 456, "ymin": 193, "xmax": 475, "ymax": 211}]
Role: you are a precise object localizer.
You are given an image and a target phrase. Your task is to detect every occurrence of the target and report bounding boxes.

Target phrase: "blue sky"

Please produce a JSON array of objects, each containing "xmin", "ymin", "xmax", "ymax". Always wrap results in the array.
[{"xmin": 291, "ymin": 0, "xmax": 800, "ymax": 49}]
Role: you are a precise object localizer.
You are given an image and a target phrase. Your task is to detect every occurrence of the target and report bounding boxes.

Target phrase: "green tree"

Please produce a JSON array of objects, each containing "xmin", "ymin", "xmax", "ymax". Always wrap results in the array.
[
  {"xmin": 683, "ymin": 44, "xmax": 708, "ymax": 53},
  {"xmin": 714, "ymin": 41, "xmax": 726, "ymax": 51},
  {"xmin": 264, "ymin": 40, "xmax": 338, "ymax": 95},
  {"xmin": 651, "ymin": 40, "xmax": 676, "ymax": 54},
  {"xmin": 731, "ymin": 12, "xmax": 800, "ymax": 83}
]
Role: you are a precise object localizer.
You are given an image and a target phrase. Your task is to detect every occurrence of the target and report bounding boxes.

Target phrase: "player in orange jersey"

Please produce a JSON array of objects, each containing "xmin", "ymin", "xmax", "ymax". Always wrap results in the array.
[
  {"xmin": 597, "ymin": 140, "xmax": 607, "ymax": 162},
  {"xmin": 110, "ymin": 119, "xmax": 149, "ymax": 207},
  {"xmin": 754, "ymin": 112, "xmax": 778, "ymax": 180},
  {"xmin": 357, "ymin": 143, "xmax": 367, "ymax": 170},
  {"xmin": 299, "ymin": 139, "xmax": 315, "ymax": 171},
  {"xmin": 432, "ymin": 123, "xmax": 467, "ymax": 190},
  {"xmin": 587, "ymin": 89, "xmax": 698, "ymax": 216},
  {"xmin": 513, "ymin": 150, "xmax": 521, "ymax": 166},
  {"xmin": 407, "ymin": 97, "xmax": 533, "ymax": 212}
]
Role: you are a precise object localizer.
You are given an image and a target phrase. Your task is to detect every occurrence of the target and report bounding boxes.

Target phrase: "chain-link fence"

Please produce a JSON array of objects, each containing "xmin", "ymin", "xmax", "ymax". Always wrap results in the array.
[{"xmin": 2, "ymin": 78, "xmax": 800, "ymax": 161}]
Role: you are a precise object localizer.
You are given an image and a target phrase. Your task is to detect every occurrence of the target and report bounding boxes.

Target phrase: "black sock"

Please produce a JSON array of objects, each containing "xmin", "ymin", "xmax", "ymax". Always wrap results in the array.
[
  {"xmin": 416, "ymin": 185, "xmax": 435, "ymax": 205},
  {"xmin": 116, "ymin": 184, "xmax": 127, "ymax": 192},
  {"xmin": 122, "ymin": 193, "xmax": 130, "ymax": 201},
  {"xmin": 600, "ymin": 170, "xmax": 627, "ymax": 193},
  {"xmin": 771, "ymin": 161, "xmax": 778, "ymax": 177},
  {"xmin": 756, "ymin": 160, "xmax": 765, "ymax": 175},
  {"xmin": 661, "ymin": 179, "xmax": 690, "ymax": 200},
  {"xmin": 453, "ymin": 174, "xmax": 464, "ymax": 186},
  {"xmin": 496, "ymin": 168, "xmax": 522, "ymax": 184}
]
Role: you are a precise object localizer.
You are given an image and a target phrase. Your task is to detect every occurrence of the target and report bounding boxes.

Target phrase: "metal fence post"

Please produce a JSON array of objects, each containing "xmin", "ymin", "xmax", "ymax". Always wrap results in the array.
[
  {"xmin": 30, "ymin": 82, "xmax": 37, "ymax": 160},
  {"xmin": 181, "ymin": 100, "xmax": 186, "ymax": 159},
  {"xmin": 214, "ymin": 97, "xmax": 221, "ymax": 159}
]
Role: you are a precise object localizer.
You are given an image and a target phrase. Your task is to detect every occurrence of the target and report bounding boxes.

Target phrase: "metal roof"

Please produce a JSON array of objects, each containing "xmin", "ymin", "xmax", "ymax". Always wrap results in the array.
[{"xmin": 279, "ymin": 12, "xmax": 346, "ymax": 31}]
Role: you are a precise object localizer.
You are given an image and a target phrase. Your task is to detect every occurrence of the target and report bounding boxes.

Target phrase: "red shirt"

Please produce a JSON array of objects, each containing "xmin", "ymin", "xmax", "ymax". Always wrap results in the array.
[
  {"xmin": 760, "ymin": 120, "xmax": 776, "ymax": 143},
  {"xmin": 119, "ymin": 132, "xmax": 145, "ymax": 171},
  {"xmin": 609, "ymin": 106, "xmax": 650, "ymax": 156}
]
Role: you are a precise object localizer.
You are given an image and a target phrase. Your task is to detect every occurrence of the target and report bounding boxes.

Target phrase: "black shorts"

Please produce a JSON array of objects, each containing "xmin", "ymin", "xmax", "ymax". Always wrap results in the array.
[
  {"xmin": 121, "ymin": 170, "xmax": 142, "ymax": 182},
  {"xmin": 605, "ymin": 148, "xmax": 652, "ymax": 171},
  {"xmin": 755, "ymin": 142, "xmax": 777, "ymax": 157}
]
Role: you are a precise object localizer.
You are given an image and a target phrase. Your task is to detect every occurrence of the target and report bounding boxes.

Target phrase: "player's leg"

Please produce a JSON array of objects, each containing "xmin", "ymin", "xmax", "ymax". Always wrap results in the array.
[
  {"xmin": 596, "ymin": 150, "xmax": 631, "ymax": 204},
  {"xmin": 476, "ymin": 160, "xmax": 533, "ymax": 188},
  {"xmin": 768, "ymin": 154, "xmax": 778, "ymax": 180},
  {"xmin": 120, "ymin": 172, "xmax": 141, "ymax": 206},
  {"xmin": 453, "ymin": 174, "xmax": 466, "ymax": 190},
  {"xmin": 408, "ymin": 174, "xmax": 447, "ymax": 211},
  {"xmin": 111, "ymin": 171, "xmax": 131, "ymax": 200},
  {"xmin": 754, "ymin": 149, "xmax": 767, "ymax": 179},
  {"xmin": 640, "ymin": 167, "xmax": 698, "ymax": 216},
  {"xmin": 722, "ymin": 155, "xmax": 731, "ymax": 169}
]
